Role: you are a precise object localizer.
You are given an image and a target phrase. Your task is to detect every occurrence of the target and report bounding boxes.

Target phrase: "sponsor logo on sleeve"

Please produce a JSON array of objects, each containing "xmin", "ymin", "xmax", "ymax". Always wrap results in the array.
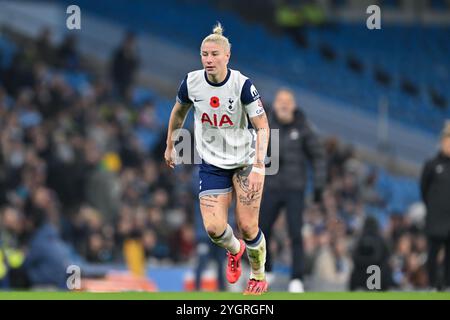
[{"xmin": 250, "ymin": 84, "xmax": 260, "ymax": 101}]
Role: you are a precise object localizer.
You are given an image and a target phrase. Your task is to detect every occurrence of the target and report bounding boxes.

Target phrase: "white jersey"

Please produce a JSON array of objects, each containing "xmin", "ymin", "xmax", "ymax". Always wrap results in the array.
[{"xmin": 177, "ymin": 68, "xmax": 264, "ymax": 170}]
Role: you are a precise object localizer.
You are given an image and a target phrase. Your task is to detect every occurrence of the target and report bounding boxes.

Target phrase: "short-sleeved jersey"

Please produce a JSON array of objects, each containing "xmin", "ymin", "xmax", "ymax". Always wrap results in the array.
[{"xmin": 177, "ymin": 68, "xmax": 264, "ymax": 170}]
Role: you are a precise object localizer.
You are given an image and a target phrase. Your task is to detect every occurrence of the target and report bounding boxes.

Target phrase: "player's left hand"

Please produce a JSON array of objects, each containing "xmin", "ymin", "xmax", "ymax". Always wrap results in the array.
[
  {"xmin": 248, "ymin": 165, "xmax": 265, "ymax": 192},
  {"xmin": 164, "ymin": 145, "xmax": 176, "ymax": 168}
]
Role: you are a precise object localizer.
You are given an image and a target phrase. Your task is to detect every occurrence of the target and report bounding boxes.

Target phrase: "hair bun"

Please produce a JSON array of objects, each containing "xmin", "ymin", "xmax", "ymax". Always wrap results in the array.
[{"xmin": 213, "ymin": 22, "xmax": 223, "ymax": 35}]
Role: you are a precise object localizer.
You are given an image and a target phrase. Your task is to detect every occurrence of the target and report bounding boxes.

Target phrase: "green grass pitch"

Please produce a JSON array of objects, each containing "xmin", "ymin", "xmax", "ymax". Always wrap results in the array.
[{"xmin": 0, "ymin": 291, "xmax": 449, "ymax": 300}]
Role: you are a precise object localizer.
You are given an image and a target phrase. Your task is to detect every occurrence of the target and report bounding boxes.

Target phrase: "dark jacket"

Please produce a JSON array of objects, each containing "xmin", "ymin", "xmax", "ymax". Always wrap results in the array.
[
  {"xmin": 265, "ymin": 108, "xmax": 326, "ymax": 191},
  {"xmin": 111, "ymin": 46, "xmax": 139, "ymax": 90},
  {"xmin": 350, "ymin": 217, "xmax": 393, "ymax": 291},
  {"xmin": 420, "ymin": 152, "xmax": 450, "ymax": 238},
  {"xmin": 23, "ymin": 223, "xmax": 72, "ymax": 288}
]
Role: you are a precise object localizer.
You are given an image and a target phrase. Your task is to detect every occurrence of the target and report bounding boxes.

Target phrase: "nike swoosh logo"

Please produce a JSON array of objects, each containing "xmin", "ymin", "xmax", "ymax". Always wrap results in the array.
[{"xmin": 194, "ymin": 98, "xmax": 203, "ymax": 102}]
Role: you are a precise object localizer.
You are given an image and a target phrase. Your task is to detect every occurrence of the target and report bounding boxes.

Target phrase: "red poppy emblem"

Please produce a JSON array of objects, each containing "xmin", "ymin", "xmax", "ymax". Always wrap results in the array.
[{"xmin": 210, "ymin": 96, "xmax": 220, "ymax": 108}]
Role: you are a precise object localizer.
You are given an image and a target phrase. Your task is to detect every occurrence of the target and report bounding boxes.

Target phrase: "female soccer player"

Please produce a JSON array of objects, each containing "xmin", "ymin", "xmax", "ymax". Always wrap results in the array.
[{"xmin": 164, "ymin": 23, "xmax": 270, "ymax": 295}]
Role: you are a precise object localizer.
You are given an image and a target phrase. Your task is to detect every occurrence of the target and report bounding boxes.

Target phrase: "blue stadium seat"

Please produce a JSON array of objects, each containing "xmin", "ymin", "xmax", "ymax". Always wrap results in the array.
[{"xmin": 61, "ymin": 0, "xmax": 450, "ymax": 135}]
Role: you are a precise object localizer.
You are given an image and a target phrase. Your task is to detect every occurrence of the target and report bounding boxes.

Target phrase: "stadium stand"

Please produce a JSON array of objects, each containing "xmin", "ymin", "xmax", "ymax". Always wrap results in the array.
[{"xmin": 58, "ymin": 0, "xmax": 450, "ymax": 135}]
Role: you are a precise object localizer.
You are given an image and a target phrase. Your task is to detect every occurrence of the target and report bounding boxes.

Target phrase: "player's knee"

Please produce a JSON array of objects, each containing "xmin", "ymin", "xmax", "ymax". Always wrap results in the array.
[
  {"xmin": 240, "ymin": 223, "xmax": 258, "ymax": 240},
  {"xmin": 206, "ymin": 224, "xmax": 223, "ymax": 239}
]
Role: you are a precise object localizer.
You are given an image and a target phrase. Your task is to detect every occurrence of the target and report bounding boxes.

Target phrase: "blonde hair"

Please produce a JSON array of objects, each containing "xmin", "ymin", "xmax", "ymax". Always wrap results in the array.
[{"xmin": 201, "ymin": 22, "xmax": 231, "ymax": 53}]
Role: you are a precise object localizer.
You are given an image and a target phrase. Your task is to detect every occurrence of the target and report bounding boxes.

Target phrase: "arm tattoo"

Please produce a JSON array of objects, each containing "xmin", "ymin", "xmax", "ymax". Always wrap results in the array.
[{"xmin": 252, "ymin": 115, "xmax": 270, "ymax": 167}]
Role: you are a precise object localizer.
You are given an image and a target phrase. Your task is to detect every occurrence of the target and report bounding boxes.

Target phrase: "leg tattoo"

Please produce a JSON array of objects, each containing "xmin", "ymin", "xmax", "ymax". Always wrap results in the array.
[{"xmin": 235, "ymin": 167, "xmax": 261, "ymax": 206}]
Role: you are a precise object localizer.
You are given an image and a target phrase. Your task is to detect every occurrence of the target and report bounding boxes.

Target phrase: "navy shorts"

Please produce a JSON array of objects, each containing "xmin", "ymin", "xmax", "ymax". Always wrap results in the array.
[{"xmin": 198, "ymin": 160, "xmax": 250, "ymax": 198}]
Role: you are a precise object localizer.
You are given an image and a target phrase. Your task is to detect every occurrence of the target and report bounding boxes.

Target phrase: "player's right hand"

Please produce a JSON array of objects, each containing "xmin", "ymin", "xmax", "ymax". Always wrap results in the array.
[{"xmin": 164, "ymin": 146, "xmax": 176, "ymax": 169}]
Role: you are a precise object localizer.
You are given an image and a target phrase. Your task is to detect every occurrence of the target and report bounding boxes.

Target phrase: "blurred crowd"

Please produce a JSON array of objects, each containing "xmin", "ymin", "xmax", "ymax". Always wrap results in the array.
[
  {"xmin": 0, "ymin": 29, "xmax": 433, "ymax": 291},
  {"xmin": 271, "ymin": 138, "xmax": 429, "ymax": 291},
  {"xmin": 0, "ymin": 29, "xmax": 198, "ymax": 288}
]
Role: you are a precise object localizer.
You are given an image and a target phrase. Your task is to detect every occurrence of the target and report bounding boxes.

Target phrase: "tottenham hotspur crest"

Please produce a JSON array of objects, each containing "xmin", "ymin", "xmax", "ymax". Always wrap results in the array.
[{"xmin": 226, "ymin": 98, "xmax": 237, "ymax": 113}]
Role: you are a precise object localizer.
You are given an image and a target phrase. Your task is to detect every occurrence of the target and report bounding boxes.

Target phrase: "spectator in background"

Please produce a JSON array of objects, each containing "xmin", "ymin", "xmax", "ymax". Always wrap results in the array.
[
  {"xmin": 420, "ymin": 121, "xmax": 450, "ymax": 290},
  {"xmin": 301, "ymin": 224, "xmax": 320, "ymax": 277},
  {"xmin": 324, "ymin": 137, "xmax": 344, "ymax": 179},
  {"xmin": 57, "ymin": 34, "xmax": 80, "ymax": 71},
  {"xmin": 3, "ymin": 50, "xmax": 35, "ymax": 96},
  {"xmin": 85, "ymin": 232, "xmax": 108, "ymax": 263},
  {"xmin": 110, "ymin": 32, "xmax": 140, "ymax": 100},
  {"xmin": 260, "ymin": 88, "xmax": 326, "ymax": 292},
  {"xmin": 35, "ymin": 27, "xmax": 56, "ymax": 66},
  {"xmin": 168, "ymin": 217, "xmax": 195, "ymax": 263},
  {"xmin": 22, "ymin": 187, "xmax": 74, "ymax": 289},
  {"xmin": 391, "ymin": 233, "xmax": 412, "ymax": 288},
  {"xmin": 405, "ymin": 251, "xmax": 428, "ymax": 289},
  {"xmin": 312, "ymin": 233, "xmax": 352, "ymax": 291},
  {"xmin": 360, "ymin": 169, "xmax": 385, "ymax": 208},
  {"xmin": 350, "ymin": 216, "xmax": 393, "ymax": 291},
  {"xmin": 0, "ymin": 206, "xmax": 27, "ymax": 288},
  {"xmin": 274, "ymin": 1, "xmax": 306, "ymax": 47},
  {"xmin": 84, "ymin": 145, "xmax": 122, "ymax": 224},
  {"xmin": 142, "ymin": 227, "xmax": 170, "ymax": 261}
]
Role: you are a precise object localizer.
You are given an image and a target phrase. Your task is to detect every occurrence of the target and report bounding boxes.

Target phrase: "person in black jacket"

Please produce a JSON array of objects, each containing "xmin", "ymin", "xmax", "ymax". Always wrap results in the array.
[
  {"xmin": 349, "ymin": 216, "xmax": 393, "ymax": 291},
  {"xmin": 260, "ymin": 88, "xmax": 326, "ymax": 292},
  {"xmin": 420, "ymin": 121, "xmax": 450, "ymax": 290},
  {"xmin": 110, "ymin": 32, "xmax": 140, "ymax": 100}
]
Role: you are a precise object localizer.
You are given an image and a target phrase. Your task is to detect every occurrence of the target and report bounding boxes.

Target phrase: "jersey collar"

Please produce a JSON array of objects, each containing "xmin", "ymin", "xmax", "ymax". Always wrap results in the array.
[{"xmin": 204, "ymin": 68, "xmax": 231, "ymax": 87}]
